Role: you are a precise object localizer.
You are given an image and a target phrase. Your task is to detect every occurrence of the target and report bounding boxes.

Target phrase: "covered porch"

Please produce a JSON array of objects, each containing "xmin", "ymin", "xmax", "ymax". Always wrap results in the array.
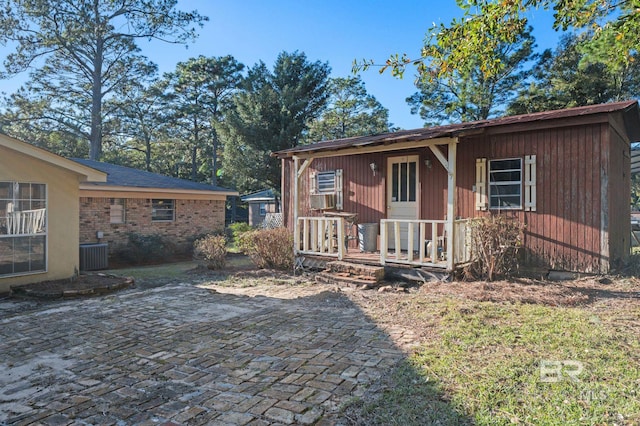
[
  {"xmin": 287, "ymin": 136, "xmax": 473, "ymax": 272},
  {"xmin": 295, "ymin": 216, "xmax": 473, "ymax": 270}
]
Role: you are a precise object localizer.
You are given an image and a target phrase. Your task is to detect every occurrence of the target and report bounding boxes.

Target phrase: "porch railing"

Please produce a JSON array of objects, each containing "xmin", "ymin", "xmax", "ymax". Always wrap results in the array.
[
  {"xmin": 380, "ymin": 218, "xmax": 475, "ymax": 268},
  {"xmin": 453, "ymin": 218, "xmax": 473, "ymax": 265},
  {"xmin": 296, "ymin": 216, "xmax": 345, "ymax": 260},
  {"xmin": 380, "ymin": 219, "xmax": 447, "ymax": 267},
  {"xmin": 296, "ymin": 216, "xmax": 475, "ymax": 269}
]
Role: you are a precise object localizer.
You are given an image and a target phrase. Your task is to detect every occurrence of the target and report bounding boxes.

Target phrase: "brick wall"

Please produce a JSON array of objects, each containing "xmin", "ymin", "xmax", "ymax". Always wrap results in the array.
[{"xmin": 79, "ymin": 197, "xmax": 226, "ymax": 256}]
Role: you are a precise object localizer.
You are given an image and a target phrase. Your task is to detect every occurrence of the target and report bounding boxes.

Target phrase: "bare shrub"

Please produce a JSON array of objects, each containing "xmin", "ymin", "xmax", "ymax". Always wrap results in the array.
[
  {"xmin": 467, "ymin": 215, "xmax": 524, "ymax": 281},
  {"xmin": 240, "ymin": 228, "xmax": 293, "ymax": 270},
  {"xmin": 193, "ymin": 234, "xmax": 227, "ymax": 270}
]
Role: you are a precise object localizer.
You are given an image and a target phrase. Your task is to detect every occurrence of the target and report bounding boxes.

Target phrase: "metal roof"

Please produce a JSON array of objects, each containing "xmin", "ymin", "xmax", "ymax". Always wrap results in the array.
[
  {"xmin": 274, "ymin": 100, "xmax": 640, "ymax": 158},
  {"xmin": 240, "ymin": 189, "xmax": 276, "ymax": 202}
]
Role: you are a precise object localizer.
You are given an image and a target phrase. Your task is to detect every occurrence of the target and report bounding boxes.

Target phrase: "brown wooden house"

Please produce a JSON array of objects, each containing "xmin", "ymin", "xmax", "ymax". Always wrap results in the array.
[{"xmin": 274, "ymin": 101, "xmax": 640, "ymax": 274}]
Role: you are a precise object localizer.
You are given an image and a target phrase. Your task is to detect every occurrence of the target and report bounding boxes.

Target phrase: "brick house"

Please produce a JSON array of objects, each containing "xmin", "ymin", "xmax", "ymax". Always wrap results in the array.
[{"xmin": 73, "ymin": 159, "xmax": 237, "ymax": 260}]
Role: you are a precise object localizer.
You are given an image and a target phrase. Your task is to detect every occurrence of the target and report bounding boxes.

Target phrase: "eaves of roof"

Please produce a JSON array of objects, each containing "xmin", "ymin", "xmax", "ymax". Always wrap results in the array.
[{"xmin": 273, "ymin": 100, "xmax": 640, "ymax": 159}]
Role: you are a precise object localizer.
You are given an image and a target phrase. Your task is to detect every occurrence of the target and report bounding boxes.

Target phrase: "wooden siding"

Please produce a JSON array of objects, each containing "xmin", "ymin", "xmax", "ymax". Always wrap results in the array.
[
  {"xmin": 608, "ymin": 123, "xmax": 631, "ymax": 268},
  {"xmin": 282, "ymin": 114, "xmax": 630, "ymax": 273},
  {"xmin": 284, "ymin": 154, "xmax": 386, "ymax": 248},
  {"xmin": 283, "ymin": 149, "xmax": 451, "ymax": 241},
  {"xmin": 455, "ymin": 123, "xmax": 614, "ymax": 273}
]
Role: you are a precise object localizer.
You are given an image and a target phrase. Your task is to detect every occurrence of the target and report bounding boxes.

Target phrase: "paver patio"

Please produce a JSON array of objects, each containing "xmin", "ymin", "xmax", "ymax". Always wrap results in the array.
[{"xmin": 0, "ymin": 281, "xmax": 408, "ymax": 425}]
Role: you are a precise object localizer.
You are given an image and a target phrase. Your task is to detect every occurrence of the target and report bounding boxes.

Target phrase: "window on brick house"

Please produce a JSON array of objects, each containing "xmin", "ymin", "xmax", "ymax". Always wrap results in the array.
[
  {"xmin": 110, "ymin": 198, "xmax": 125, "ymax": 224},
  {"xmin": 152, "ymin": 199, "xmax": 175, "ymax": 221}
]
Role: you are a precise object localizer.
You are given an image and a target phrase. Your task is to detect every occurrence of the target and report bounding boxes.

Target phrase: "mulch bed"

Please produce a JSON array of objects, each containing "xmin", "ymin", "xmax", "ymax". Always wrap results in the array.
[{"xmin": 10, "ymin": 273, "xmax": 134, "ymax": 299}]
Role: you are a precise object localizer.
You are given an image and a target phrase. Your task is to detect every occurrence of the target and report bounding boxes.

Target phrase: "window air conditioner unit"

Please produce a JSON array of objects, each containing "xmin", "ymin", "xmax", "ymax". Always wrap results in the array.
[{"xmin": 310, "ymin": 193, "xmax": 335, "ymax": 210}]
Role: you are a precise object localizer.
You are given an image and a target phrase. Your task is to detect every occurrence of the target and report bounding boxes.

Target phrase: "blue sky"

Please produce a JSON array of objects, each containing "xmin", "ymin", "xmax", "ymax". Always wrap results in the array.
[
  {"xmin": 143, "ymin": 1, "xmax": 562, "ymax": 129},
  {"xmin": 0, "ymin": 1, "xmax": 563, "ymax": 130}
]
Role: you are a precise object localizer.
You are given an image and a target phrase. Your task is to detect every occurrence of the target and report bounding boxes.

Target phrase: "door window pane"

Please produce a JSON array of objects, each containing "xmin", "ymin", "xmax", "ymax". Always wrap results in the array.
[
  {"xmin": 392, "ymin": 163, "xmax": 399, "ymax": 201},
  {"xmin": 409, "ymin": 162, "xmax": 416, "ymax": 202},
  {"xmin": 400, "ymin": 163, "xmax": 408, "ymax": 201}
]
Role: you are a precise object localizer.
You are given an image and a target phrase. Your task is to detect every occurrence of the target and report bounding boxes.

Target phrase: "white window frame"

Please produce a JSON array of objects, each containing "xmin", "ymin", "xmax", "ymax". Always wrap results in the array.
[
  {"xmin": 0, "ymin": 181, "xmax": 48, "ymax": 277},
  {"xmin": 310, "ymin": 169, "xmax": 343, "ymax": 210},
  {"xmin": 259, "ymin": 202, "xmax": 267, "ymax": 216},
  {"xmin": 151, "ymin": 199, "xmax": 175, "ymax": 222},
  {"xmin": 316, "ymin": 171, "xmax": 336, "ymax": 194},
  {"xmin": 489, "ymin": 158, "xmax": 523, "ymax": 210}
]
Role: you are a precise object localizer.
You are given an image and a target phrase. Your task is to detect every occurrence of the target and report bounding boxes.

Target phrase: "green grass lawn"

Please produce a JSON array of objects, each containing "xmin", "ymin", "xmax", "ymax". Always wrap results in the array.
[{"xmin": 347, "ymin": 297, "xmax": 640, "ymax": 425}]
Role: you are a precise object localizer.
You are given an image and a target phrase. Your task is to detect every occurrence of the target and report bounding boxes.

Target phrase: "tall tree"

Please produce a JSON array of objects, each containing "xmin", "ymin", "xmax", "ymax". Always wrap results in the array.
[
  {"xmin": 508, "ymin": 33, "xmax": 640, "ymax": 114},
  {"xmin": 356, "ymin": 1, "xmax": 639, "ymax": 95},
  {"xmin": 0, "ymin": 91, "xmax": 89, "ymax": 158},
  {"xmin": 0, "ymin": 0, "xmax": 206, "ymax": 160},
  {"xmin": 307, "ymin": 76, "xmax": 390, "ymax": 141},
  {"xmin": 407, "ymin": 28, "xmax": 535, "ymax": 125},
  {"xmin": 220, "ymin": 51, "xmax": 331, "ymax": 194},
  {"xmin": 160, "ymin": 55, "xmax": 244, "ymax": 182},
  {"xmin": 105, "ymin": 73, "xmax": 167, "ymax": 171}
]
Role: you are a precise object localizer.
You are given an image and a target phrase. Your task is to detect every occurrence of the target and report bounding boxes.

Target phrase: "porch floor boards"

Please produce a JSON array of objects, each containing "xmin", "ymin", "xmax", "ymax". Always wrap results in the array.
[{"xmin": 340, "ymin": 250, "xmax": 448, "ymax": 269}]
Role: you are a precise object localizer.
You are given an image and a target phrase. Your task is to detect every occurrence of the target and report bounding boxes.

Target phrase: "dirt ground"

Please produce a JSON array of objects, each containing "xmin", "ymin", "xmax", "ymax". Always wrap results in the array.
[
  {"xmin": 9, "ymin": 258, "xmax": 640, "ymax": 343},
  {"xmin": 185, "ymin": 264, "xmax": 640, "ymax": 346}
]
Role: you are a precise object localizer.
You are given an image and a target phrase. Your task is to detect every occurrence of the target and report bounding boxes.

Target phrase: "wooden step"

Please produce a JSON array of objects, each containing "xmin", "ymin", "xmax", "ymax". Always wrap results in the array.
[
  {"xmin": 325, "ymin": 261, "xmax": 385, "ymax": 282},
  {"xmin": 315, "ymin": 271, "xmax": 379, "ymax": 288}
]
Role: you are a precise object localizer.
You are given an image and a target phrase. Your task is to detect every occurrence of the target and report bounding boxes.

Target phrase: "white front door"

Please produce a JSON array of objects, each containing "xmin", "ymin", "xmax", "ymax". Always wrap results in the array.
[{"xmin": 387, "ymin": 155, "xmax": 419, "ymax": 250}]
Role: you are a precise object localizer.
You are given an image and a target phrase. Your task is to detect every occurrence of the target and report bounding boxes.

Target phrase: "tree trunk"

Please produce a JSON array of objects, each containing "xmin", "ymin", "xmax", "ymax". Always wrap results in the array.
[
  {"xmin": 211, "ymin": 133, "xmax": 219, "ymax": 186},
  {"xmin": 191, "ymin": 146, "xmax": 198, "ymax": 181},
  {"xmin": 145, "ymin": 136, "xmax": 152, "ymax": 172},
  {"xmin": 90, "ymin": 35, "xmax": 104, "ymax": 161},
  {"xmin": 192, "ymin": 119, "xmax": 199, "ymax": 181}
]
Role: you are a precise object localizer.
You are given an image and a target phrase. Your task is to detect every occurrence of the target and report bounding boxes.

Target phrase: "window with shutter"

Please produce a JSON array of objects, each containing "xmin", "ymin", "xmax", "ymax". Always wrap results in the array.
[
  {"xmin": 309, "ymin": 170, "xmax": 344, "ymax": 210},
  {"xmin": 489, "ymin": 158, "xmax": 523, "ymax": 209}
]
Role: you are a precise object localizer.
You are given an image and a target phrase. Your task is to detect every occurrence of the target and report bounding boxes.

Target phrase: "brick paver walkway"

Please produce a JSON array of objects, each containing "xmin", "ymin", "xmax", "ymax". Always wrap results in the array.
[{"xmin": 0, "ymin": 282, "xmax": 406, "ymax": 425}]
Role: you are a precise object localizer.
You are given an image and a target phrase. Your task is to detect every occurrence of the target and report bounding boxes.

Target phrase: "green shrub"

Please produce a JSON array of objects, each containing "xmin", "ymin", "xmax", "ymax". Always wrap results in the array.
[
  {"xmin": 235, "ymin": 229, "xmax": 257, "ymax": 255},
  {"xmin": 240, "ymin": 228, "xmax": 293, "ymax": 270},
  {"xmin": 226, "ymin": 222, "xmax": 253, "ymax": 245},
  {"xmin": 124, "ymin": 233, "xmax": 176, "ymax": 264},
  {"xmin": 193, "ymin": 234, "xmax": 227, "ymax": 270},
  {"xmin": 467, "ymin": 215, "xmax": 524, "ymax": 281}
]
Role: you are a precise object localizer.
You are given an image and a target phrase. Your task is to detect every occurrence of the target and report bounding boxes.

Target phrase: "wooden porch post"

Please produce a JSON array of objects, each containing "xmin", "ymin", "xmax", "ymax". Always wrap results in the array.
[
  {"xmin": 446, "ymin": 139, "xmax": 457, "ymax": 271},
  {"xmin": 293, "ymin": 156, "xmax": 314, "ymax": 257},
  {"xmin": 293, "ymin": 157, "xmax": 300, "ymax": 255}
]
